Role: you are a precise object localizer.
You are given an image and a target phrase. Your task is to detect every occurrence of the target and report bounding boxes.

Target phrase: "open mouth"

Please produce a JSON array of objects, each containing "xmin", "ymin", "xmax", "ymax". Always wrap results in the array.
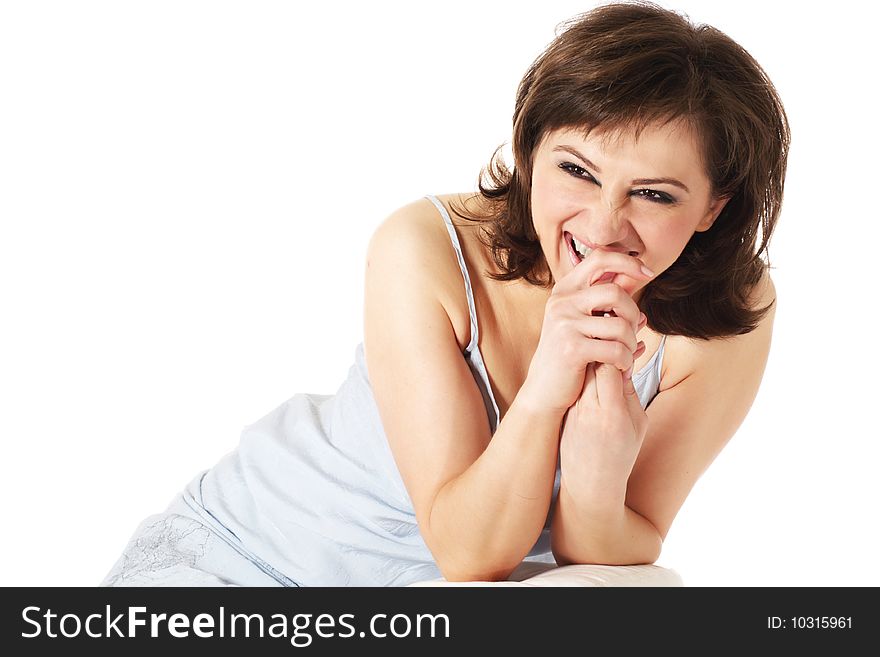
[{"xmin": 564, "ymin": 231, "xmax": 592, "ymax": 266}]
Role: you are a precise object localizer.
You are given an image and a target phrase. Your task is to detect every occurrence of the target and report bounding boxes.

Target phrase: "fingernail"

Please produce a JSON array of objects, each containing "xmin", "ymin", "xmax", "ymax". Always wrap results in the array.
[{"xmin": 641, "ymin": 265, "xmax": 655, "ymax": 278}]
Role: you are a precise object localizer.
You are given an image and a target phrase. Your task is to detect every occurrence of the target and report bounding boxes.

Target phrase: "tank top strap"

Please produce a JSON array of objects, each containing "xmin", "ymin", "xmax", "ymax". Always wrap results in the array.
[
  {"xmin": 424, "ymin": 194, "xmax": 501, "ymax": 432},
  {"xmin": 656, "ymin": 334, "xmax": 668, "ymax": 370},
  {"xmin": 424, "ymin": 195, "xmax": 480, "ymax": 354}
]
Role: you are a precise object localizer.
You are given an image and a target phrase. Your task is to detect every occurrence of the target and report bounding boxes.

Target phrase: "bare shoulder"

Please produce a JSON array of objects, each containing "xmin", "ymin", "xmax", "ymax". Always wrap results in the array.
[
  {"xmin": 366, "ymin": 193, "xmax": 476, "ymax": 352},
  {"xmin": 660, "ymin": 269, "xmax": 777, "ymax": 391},
  {"xmin": 362, "ymin": 194, "xmax": 503, "ymax": 574},
  {"xmin": 627, "ymin": 270, "xmax": 776, "ymax": 539}
]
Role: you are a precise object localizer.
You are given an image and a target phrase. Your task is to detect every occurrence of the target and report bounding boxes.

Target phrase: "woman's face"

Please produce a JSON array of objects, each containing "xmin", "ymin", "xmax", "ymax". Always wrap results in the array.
[{"xmin": 530, "ymin": 120, "xmax": 729, "ymax": 300}]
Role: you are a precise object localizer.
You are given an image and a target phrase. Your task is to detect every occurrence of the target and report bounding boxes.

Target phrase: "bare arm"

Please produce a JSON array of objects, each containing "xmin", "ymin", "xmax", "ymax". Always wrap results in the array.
[
  {"xmin": 427, "ymin": 392, "xmax": 564, "ymax": 581},
  {"xmin": 551, "ymin": 475, "xmax": 662, "ymax": 566},
  {"xmin": 364, "ymin": 202, "xmax": 564, "ymax": 582},
  {"xmin": 366, "ymin": 203, "xmax": 652, "ymax": 580},
  {"xmin": 551, "ymin": 273, "xmax": 776, "ymax": 565}
]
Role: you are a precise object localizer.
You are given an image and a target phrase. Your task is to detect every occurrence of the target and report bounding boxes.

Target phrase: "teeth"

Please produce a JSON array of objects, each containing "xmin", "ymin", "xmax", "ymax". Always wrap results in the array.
[{"xmin": 571, "ymin": 235, "xmax": 592, "ymax": 259}]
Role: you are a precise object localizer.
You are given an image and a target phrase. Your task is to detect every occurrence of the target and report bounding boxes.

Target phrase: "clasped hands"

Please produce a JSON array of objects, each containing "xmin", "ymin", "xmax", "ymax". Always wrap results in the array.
[{"xmin": 559, "ymin": 257, "xmax": 651, "ymax": 490}]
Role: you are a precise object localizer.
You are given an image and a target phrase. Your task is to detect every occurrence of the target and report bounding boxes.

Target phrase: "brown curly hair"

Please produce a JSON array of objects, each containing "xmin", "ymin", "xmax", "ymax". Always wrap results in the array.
[{"xmin": 449, "ymin": 1, "xmax": 790, "ymax": 339}]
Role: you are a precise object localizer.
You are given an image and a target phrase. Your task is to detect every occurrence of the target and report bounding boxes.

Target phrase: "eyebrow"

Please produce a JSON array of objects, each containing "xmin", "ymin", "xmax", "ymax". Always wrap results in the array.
[{"xmin": 552, "ymin": 145, "xmax": 691, "ymax": 194}]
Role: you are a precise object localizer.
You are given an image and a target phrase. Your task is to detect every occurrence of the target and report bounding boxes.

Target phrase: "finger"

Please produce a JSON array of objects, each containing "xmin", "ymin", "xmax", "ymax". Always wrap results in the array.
[
  {"xmin": 580, "ymin": 361, "xmax": 599, "ymax": 408},
  {"xmin": 584, "ymin": 251, "xmax": 656, "ymax": 287},
  {"xmin": 574, "ymin": 333, "xmax": 636, "ymax": 371},
  {"xmin": 622, "ymin": 368, "xmax": 646, "ymax": 420},
  {"xmin": 564, "ymin": 282, "xmax": 642, "ymax": 332},
  {"xmin": 557, "ymin": 248, "xmax": 655, "ymax": 294},
  {"xmin": 595, "ymin": 361, "xmax": 624, "ymax": 409},
  {"xmin": 575, "ymin": 314, "xmax": 639, "ymax": 353},
  {"xmin": 624, "ymin": 343, "xmax": 646, "ymax": 378},
  {"xmin": 633, "ymin": 340, "xmax": 646, "ymax": 363}
]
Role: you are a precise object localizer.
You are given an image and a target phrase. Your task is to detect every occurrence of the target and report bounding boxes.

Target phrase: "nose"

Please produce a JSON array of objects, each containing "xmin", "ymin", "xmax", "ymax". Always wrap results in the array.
[{"xmin": 582, "ymin": 198, "xmax": 639, "ymax": 255}]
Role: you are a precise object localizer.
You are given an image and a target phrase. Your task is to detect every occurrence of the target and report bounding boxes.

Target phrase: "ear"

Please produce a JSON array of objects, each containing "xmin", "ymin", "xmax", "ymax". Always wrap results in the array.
[{"xmin": 695, "ymin": 195, "xmax": 731, "ymax": 232}]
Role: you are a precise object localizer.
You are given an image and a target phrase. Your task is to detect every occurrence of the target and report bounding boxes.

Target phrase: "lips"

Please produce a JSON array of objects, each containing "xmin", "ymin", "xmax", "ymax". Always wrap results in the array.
[
  {"xmin": 563, "ymin": 231, "xmax": 591, "ymax": 266},
  {"xmin": 564, "ymin": 231, "xmax": 579, "ymax": 267}
]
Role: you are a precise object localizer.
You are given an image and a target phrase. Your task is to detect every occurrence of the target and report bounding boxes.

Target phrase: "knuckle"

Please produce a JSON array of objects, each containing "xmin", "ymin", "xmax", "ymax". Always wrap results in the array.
[
  {"xmin": 560, "ymin": 338, "xmax": 580, "ymax": 360},
  {"xmin": 610, "ymin": 341, "xmax": 629, "ymax": 364},
  {"xmin": 589, "ymin": 249, "xmax": 611, "ymax": 264},
  {"xmin": 611, "ymin": 284, "xmax": 632, "ymax": 303},
  {"xmin": 579, "ymin": 344, "xmax": 596, "ymax": 365},
  {"xmin": 588, "ymin": 284, "xmax": 614, "ymax": 308},
  {"xmin": 558, "ymin": 316, "xmax": 576, "ymax": 334},
  {"xmin": 614, "ymin": 316, "xmax": 633, "ymax": 336},
  {"xmin": 546, "ymin": 297, "xmax": 569, "ymax": 321}
]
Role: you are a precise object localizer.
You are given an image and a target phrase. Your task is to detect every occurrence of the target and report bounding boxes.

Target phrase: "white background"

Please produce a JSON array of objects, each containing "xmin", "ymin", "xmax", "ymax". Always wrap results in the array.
[{"xmin": 2, "ymin": 0, "xmax": 877, "ymax": 587}]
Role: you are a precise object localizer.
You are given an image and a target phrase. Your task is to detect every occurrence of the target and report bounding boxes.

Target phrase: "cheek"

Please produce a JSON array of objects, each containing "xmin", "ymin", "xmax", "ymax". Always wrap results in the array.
[
  {"xmin": 641, "ymin": 220, "xmax": 697, "ymax": 265},
  {"xmin": 530, "ymin": 171, "xmax": 557, "ymax": 216},
  {"xmin": 530, "ymin": 174, "xmax": 556, "ymax": 241},
  {"xmin": 531, "ymin": 172, "xmax": 581, "ymax": 231}
]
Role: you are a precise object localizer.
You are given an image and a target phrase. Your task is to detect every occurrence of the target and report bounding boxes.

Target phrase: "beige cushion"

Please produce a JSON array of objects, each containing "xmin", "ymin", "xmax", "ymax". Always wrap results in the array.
[{"xmin": 407, "ymin": 562, "xmax": 683, "ymax": 587}]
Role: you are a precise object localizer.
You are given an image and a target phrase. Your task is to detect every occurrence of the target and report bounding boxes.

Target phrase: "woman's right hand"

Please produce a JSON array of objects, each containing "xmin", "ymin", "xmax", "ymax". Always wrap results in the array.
[{"xmin": 520, "ymin": 250, "xmax": 654, "ymax": 416}]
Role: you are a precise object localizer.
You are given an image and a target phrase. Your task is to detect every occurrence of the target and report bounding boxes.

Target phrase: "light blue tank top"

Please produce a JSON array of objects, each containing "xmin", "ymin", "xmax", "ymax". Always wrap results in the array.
[{"xmin": 181, "ymin": 194, "xmax": 667, "ymax": 586}]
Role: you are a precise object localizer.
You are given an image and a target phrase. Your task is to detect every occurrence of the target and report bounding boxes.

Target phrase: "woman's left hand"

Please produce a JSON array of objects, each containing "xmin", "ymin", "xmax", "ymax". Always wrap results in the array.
[{"xmin": 559, "ymin": 354, "xmax": 650, "ymax": 492}]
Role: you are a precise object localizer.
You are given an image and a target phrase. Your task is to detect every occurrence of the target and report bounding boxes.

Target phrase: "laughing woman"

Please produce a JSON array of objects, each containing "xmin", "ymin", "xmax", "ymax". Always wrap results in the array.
[{"xmin": 102, "ymin": 1, "xmax": 789, "ymax": 586}]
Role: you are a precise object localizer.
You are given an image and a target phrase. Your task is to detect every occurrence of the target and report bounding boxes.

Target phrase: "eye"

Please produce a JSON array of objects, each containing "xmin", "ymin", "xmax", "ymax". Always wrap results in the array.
[
  {"xmin": 559, "ymin": 162, "xmax": 596, "ymax": 182},
  {"xmin": 633, "ymin": 189, "xmax": 675, "ymax": 204},
  {"xmin": 558, "ymin": 162, "xmax": 676, "ymax": 205}
]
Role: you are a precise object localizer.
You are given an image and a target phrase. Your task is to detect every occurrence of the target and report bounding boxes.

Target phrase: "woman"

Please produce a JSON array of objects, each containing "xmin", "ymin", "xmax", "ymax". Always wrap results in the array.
[{"xmin": 101, "ymin": 1, "xmax": 789, "ymax": 586}]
